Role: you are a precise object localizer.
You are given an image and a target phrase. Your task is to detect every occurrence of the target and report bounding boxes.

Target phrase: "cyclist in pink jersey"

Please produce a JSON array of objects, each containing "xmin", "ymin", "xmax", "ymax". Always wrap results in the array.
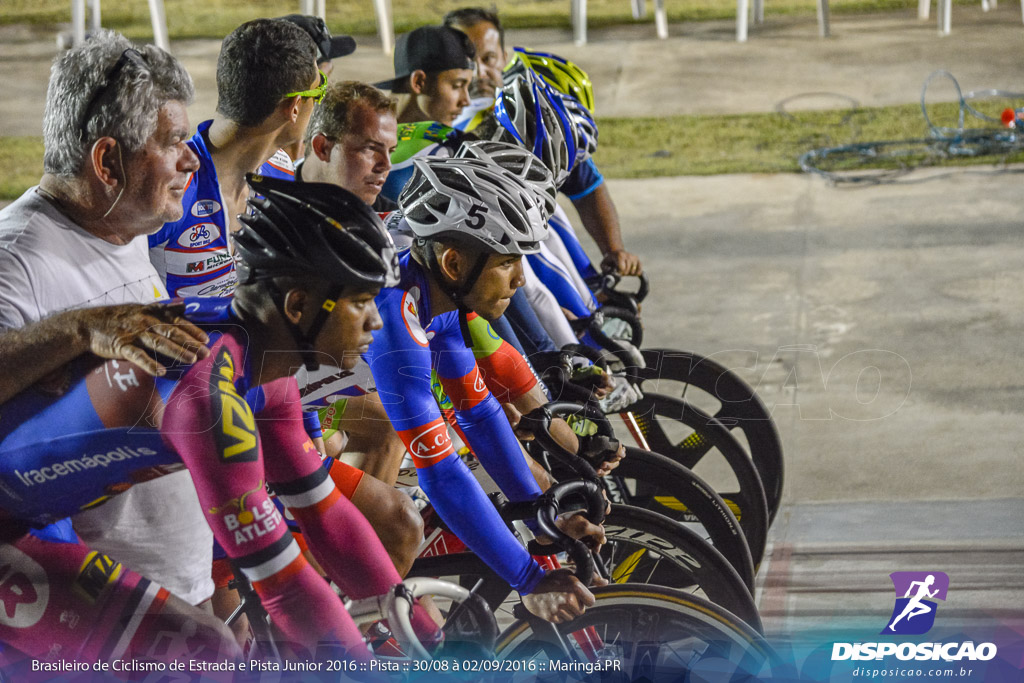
[{"xmin": 0, "ymin": 177, "xmax": 439, "ymax": 665}]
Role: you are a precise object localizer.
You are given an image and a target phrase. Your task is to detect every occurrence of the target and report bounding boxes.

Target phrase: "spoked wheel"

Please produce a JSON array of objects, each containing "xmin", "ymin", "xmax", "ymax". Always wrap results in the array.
[
  {"xmin": 616, "ymin": 394, "xmax": 770, "ymax": 568},
  {"xmin": 626, "ymin": 347, "xmax": 784, "ymax": 525},
  {"xmin": 495, "ymin": 584, "xmax": 777, "ymax": 679},
  {"xmin": 600, "ymin": 447, "xmax": 755, "ymax": 589},
  {"xmin": 598, "ymin": 505, "xmax": 760, "ymax": 631}
]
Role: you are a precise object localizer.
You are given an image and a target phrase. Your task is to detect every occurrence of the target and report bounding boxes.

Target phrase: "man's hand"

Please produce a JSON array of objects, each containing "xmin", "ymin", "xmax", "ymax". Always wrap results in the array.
[
  {"xmin": 520, "ymin": 569, "xmax": 595, "ymax": 623},
  {"xmin": 594, "ymin": 442, "xmax": 625, "ymax": 477},
  {"xmin": 82, "ymin": 302, "xmax": 210, "ymax": 376},
  {"xmin": 601, "ymin": 249, "xmax": 643, "ymax": 277},
  {"xmin": 554, "ymin": 511, "xmax": 606, "ymax": 549}
]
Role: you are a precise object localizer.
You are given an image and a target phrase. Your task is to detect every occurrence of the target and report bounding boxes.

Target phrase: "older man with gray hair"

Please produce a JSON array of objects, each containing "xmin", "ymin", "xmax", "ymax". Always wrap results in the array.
[{"xmin": 0, "ymin": 29, "xmax": 223, "ymax": 625}]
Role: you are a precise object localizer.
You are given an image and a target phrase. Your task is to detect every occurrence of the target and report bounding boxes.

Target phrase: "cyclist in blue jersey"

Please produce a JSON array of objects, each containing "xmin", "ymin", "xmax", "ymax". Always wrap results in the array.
[
  {"xmin": 0, "ymin": 177, "xmax": 443, "ymax": 663},
  {"xmin": 368, "ymin": 156, "xmax": 603, "ymax": 623},
  {"xmin": 149, "ymin": 18, "xmax": 324, "ymax": 297},
  {"xmin": 445, "ymin": 8, "xmax": 643, "ymax": 277}
]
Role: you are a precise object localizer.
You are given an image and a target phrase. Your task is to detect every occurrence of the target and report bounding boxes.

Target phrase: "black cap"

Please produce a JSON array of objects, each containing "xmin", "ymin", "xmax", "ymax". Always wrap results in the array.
[
  {"xmin": 373, "ymin": 26, "xmax": 475, "ymax": 91},
  {"xmin": 278, "ymin": 14, "xmax": 357, "ymax": 63}
]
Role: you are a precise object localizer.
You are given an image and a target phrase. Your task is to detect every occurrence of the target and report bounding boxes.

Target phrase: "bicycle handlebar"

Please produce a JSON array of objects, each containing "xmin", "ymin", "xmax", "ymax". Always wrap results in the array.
[
  {"xmin": 496, "ymin": 479, "xmax": 605, "ymax": 583},
  {"xmin": 519, "ymin": 402, "xmax": 618, "ymax": 478},
  {"xmin": 593, "ymin": 272, "xmax": 650, "ymax": 310}
]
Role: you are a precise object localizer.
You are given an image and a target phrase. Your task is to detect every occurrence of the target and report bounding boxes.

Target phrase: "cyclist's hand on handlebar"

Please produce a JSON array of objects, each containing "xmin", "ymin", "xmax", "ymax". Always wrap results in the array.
[
  {"xmin": 554, "ymin": 510, "xmax": 606, "ymax": 550},
  {"xmin": 503, "ymin": 402, "xmax": 532, "ymax": 440},
  {"xmin": 601, "ymin": 249, "xmax": 643, "ymax": 277},
  {"xmin": 84, "ymin": 302, "xmax": 210, "ymax": 376},
  {"xmin": 594, "ymin": 442, "xmax": 625, "ymax": 476},
  {"xmin": 521, "ymin": 569, "xmax": 595, "ymax": 623},
  {"xmin": 578, "ymin": 435, "xmax": 625, "ymax": 477},
  {"xmin": 570, "ymin": 365, "xmax": 613, "ymax": 399}
]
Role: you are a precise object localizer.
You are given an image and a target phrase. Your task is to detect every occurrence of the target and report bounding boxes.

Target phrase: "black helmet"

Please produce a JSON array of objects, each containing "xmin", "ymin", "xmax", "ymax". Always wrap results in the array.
[
  {"xmin": 236, "ymin": 173, "xmax": 399, "ymax": 291},
  {"xmin": 235, "ymin": 173, "xmax": 399, "ymax": 370}
]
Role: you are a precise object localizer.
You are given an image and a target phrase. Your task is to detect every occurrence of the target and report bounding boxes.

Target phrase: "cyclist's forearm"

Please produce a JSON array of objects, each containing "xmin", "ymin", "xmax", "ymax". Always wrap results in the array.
[
  {"xmin": 455, "ymin": 395, "xmax": 543, "ymax": 502},
  {"xmin": 0, "ymin": 310, "xmax": 91, "ymax": 404},
  {"xmin": 419, "ymin": 454, "xmax": 546, "ymax": 594},
  {"xmin": 571, "ymin": 184, "xmax": 626, "ymax": 256}
]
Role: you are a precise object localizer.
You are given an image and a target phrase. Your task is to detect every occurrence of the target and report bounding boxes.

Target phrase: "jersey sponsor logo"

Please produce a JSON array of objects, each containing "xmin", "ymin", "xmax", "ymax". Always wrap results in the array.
[
  {"xmin": 176, "ymin": 271, "xmax": 237, "ymax": 298},
  {"xmin": 399, "ymin": 419, "xmax": 452, "ymax": 464},
  {"xmin": 0, "ymin": 547, "xmax": 49, "ymax": 628},
  {"xmin": 222, "ymin": 498, "xmax": 283, "ymax": 546},
  {"xmin": 209, "ymin": 349, "xmax": 259, "ymax": 463},
  {"xmin": 266, "ymin": 149, "xmax": 296, "ymax": 174},
  {"xmin": 12, "ymin": 446, "xmax": 160, "ymax": 488},
  {"xmin": 208, "ymin": 480, "xmax": 264, "ymax": 516},
  {"xmin": 101, "ymin": 360, "xmax": 139, "ymax": 392},
  {"xmin": 176, "ymin": 223, "xmax": 220, "ymax": 249},
  {"xmin": 190, "ymin": 199, "xmax": 222, "ymax": 218},
  {"xmin": 401, "ymin": 288, "xmax": 429, "ymax": 347},
  {"xmin": 183, "ymin": 252, "xmax": 233, "ymax": 275},
  {"xmin": 73, "ymin": 551, "xmax": 122, "ymax": 604}
]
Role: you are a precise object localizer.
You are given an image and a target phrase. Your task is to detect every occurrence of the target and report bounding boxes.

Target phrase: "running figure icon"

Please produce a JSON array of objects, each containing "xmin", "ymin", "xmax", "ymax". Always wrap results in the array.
[{"xmin": 887, "ymin": 574, "xmax": 938, "ymax": 632}]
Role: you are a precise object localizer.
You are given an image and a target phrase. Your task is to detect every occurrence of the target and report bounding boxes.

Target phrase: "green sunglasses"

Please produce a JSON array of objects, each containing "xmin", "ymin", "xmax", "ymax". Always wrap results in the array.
[{"xmin": 284, "ymin": 69, "xmax": 328, "ymax": 104}]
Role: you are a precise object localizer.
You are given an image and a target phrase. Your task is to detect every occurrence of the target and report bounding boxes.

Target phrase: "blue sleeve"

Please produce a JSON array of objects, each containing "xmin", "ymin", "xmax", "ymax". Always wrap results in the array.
[
  {"xmin": 548, "ymin": 211, "xmax": 600, "ymax": 281},
  {"xmin": 503, "ymin": 289, "xmax": 559, "ymax": 356},
  {"xmin": 303, "ymin": 410, "xmax": 323, "ymax": 440},
  {"xmin": 560, "ymin": 158, "xmax": 605, "ymax": 201},
  {"xmin": 431, "ymin": 326, "xmax": 543, "ymax": 505},
  {"xmin": 367, "ymin": 289, "xmax": 545, "ymax": 594},
  {"xmin": 526, "ymin": 251, "xmax": 594, "ymax": 318}
]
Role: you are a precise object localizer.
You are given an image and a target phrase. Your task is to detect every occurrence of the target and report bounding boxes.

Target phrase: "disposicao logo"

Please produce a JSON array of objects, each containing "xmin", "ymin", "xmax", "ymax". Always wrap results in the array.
[
  {"xmin": 832, "ymin": 571, "xmax": 998, "ymax": 663},
  {"xmin": 883, "ymin": 571, "xmax": 948, "ymax": 635}
]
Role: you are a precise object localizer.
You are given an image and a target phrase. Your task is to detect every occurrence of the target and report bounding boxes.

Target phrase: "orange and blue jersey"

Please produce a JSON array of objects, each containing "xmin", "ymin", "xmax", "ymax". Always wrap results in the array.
[{"xmin": 367, "ymin": 251, "xmax": 546, "ymax": 594}]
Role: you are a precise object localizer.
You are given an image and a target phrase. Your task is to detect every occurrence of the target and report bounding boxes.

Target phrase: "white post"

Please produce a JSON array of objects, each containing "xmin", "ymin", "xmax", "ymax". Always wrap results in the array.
[
  {"xmin": 71, "ymin": 0, "xmax": 87, "ymax": 46},
  {"xmin": 737, "ymin": 0, "xmax": 749, "ymax": 41},
  {"xmin": 816, "ymin": 0, "xmax": 830, "ymax": 36},
  {"xmin": 147, "ymin": 0, "xmax": 170, "ymax": 51},
  {"xmin": 315, "ymin": 0, "xmax": 326, "ymax": 19},
  {"xmin": 654, "ymin": 0, "xmax": 668, "ymax": 38},
  {"xmin": 572, "ymin": 0, "xmax": 588, "ymax": 46},
  {"xmin": 373, "ymin": 0, "xmax": 394, "ymax": 54},
  {"xmin": 918, "ymin": 0, "xmax": 930, "ymax": 19},
  {"xmin": 631, "ymin": 0, "xmax": 646, "ymax": 19},
  {"xmin": 754, "ymin": 0, "xmax": 765, "ymax": 24},
  {"xmin": 87, "ymin": 0, "xmax": 101, "ymax": 31},
  {"xmin": 299, "ymin": 0, "xmax": 314, "ymax": 14},
  {"xmin": 939, "ymin": 0, "xmax": 951, "ymax": 34}
]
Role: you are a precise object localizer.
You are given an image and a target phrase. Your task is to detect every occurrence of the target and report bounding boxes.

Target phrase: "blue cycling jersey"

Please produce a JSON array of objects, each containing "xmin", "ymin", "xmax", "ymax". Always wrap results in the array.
[
  {"xmin": 561, "ymin": 157, "xmax": 604, "ymax": 201},
  {"xmin": 148, "ymin": 121, "xmax": 294, "ymax": 298},
  {"xmin": 366, "ymin": 252, "xmax": 546, "ymax": 594}
]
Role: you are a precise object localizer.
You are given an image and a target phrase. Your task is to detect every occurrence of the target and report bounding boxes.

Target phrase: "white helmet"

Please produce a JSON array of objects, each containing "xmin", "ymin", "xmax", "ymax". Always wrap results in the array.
[
  {"xmin": 491, "ymin": 69, "xmax": 578, "ymax": 187},
  {"xmin": 399, "ymin": 156, "xmax": 549, "ymax": 255},
  {"xmin": 454, "ymin": 140, "xmax": 558, "ymax": 222}
]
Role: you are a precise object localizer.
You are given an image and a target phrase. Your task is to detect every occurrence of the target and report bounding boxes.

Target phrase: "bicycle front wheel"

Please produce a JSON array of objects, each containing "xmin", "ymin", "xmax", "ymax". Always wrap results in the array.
[{"xmin": 495, "ymin": 584, "xmax": 776, "ymax": 679}]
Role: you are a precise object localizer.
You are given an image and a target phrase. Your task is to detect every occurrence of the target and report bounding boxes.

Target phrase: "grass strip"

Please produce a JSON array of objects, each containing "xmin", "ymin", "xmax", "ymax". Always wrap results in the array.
[
  {"xmin": 0, "ymin": 0, "xmax": 995, "ymax": 42},
  {"xmin": 592, "ymin": 101, "xmax": 1024, "ymax": 177},
  {"xmin": 4, "ymin": 101, "xmax": 1023, "ymax": 200}
]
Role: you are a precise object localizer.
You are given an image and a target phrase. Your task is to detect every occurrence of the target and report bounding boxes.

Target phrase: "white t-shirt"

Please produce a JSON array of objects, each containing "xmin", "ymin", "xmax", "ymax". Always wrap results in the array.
[{"xmin": 0, "ymin": 187, "xmax": 215, "ymax": 605}]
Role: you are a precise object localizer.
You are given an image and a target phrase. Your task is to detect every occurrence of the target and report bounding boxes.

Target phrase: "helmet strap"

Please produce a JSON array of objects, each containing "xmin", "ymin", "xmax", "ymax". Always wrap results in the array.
[
  {"xmin": 266, "ymin": 279, "xmax": 344, "ymax": 371},
  {"xmin": 423, "ymin": 242, "xmax": 489, "ymax": 347}
]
